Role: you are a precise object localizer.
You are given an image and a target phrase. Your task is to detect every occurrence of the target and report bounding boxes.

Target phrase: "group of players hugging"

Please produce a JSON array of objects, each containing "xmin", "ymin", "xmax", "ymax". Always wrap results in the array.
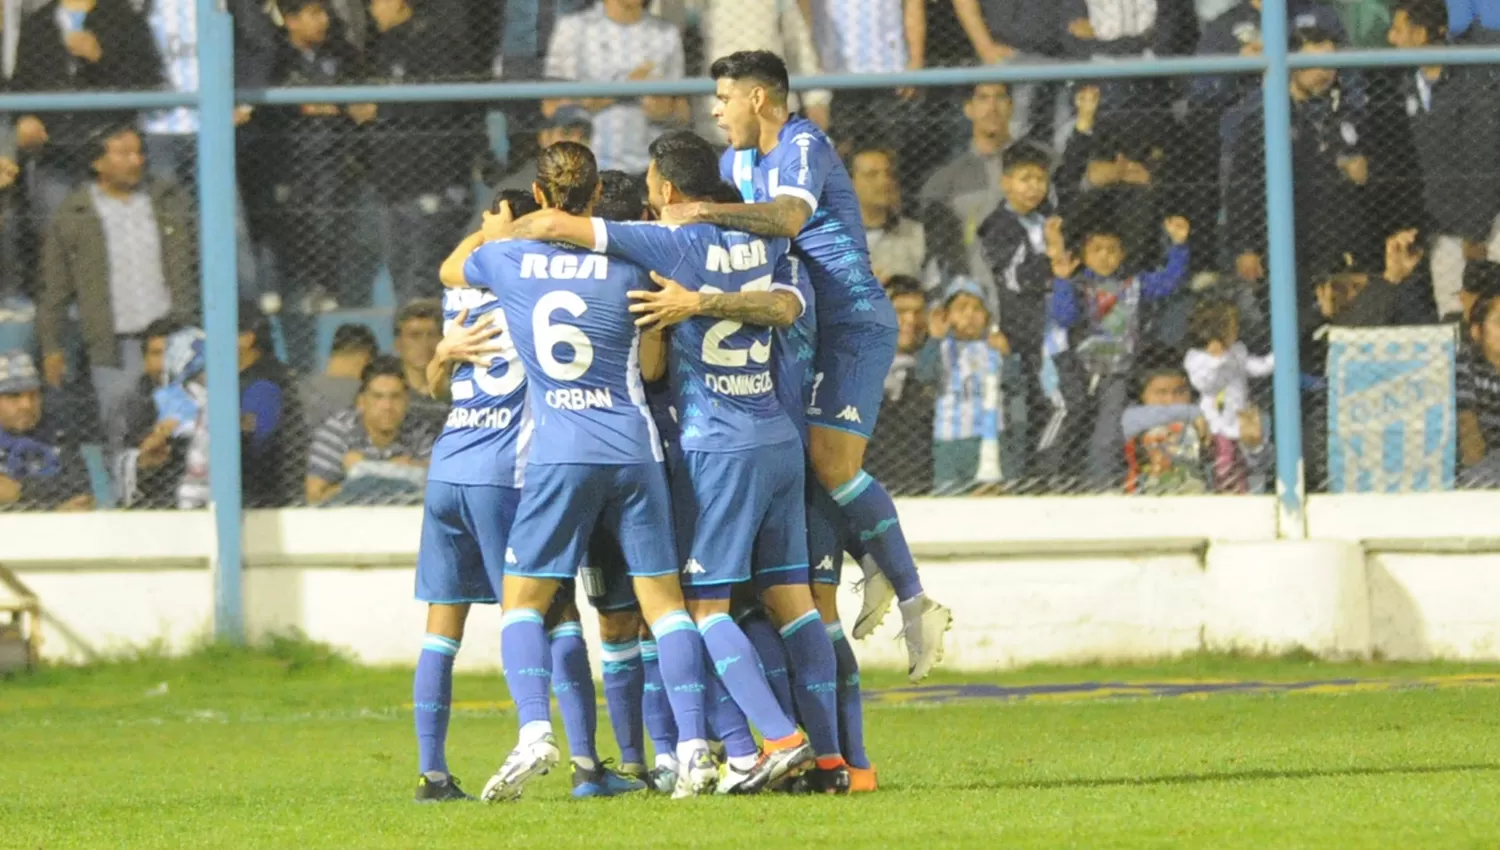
[{"xmin": 410, "ymin": 51, "xmax": 953, "ymax": 802}]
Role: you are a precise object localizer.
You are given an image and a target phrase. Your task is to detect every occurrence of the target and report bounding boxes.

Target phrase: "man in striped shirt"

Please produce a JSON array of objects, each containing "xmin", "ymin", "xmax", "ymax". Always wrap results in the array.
[
  {"xmin": 305, "ymin": 355, "xmax": 435, "ymax": 506},
  {"xmin": 542, "ymin": 0, "xmax": 687, "ymax": 173}
]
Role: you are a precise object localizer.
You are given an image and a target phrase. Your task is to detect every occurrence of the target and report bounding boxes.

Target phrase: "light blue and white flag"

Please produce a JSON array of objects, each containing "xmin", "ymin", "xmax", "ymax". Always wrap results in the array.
[{"xmin": 1326, "ymin": 325, "xmax": 1457, "ymax": 493}]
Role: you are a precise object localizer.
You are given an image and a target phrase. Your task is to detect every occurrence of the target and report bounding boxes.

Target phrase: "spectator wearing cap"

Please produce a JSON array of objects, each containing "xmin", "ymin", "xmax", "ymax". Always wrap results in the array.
[
  {"xmin": 11, "ymin": 0, "xmax": 163, "ymax": 224},
  {"xmin": 238, "ymin": 304, "xmax": 304, "ymax": 507},
  {"xmin": 692, "ymin": 0, "xmax": 831, "ymax": 143},
  {"xmin": 542, "ymin": 0, "xmax": 687, "ymax": 174},
  {"xmin": 0, "ymin": 350, "xmax": 92, "ymax": 511},
  {"xmin": 917, "ymin": 276, "xmax": 1009, "ymax": 495},
  {"xmin": 866, "ymin": 275, "xmax": 935, "ymax": 494},
  {"xmin": 305, "ymin": 354, "xmax": 434, "ymax": 506},
  {"xmin": 494, "ymin": 104, "xmax": 593, "ymax": 197},
  {"xmin": 37, "ymin": 123, "xmax": 198, "ymax": 433},
  {"xmin": 300, "ymin": 322, "xmax": 379, "ymax": 434},
  {"xmin": 361, "ymin": 0, "xmax": 483, "ymax": 308},
  {"xmin": 392, "ymin": 298, "xmax": 448, "ymax": 430},
  {"xmin": 1388, "ymin": 0, "xmax": 1500, "ymax": 321},
  {"xmin": 851, "ymin": 145, "xmax": 933, "ymax": 293}
]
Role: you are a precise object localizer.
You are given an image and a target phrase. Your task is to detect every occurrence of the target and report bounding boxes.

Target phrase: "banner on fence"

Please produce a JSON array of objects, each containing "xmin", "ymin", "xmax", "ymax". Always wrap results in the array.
[{"xmin": 1327, "ymin": 325, "xmax": 1457, "ymax": 493}]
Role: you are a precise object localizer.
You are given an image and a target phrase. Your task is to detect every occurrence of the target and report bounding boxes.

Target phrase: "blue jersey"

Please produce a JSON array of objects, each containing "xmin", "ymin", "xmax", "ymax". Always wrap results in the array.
[
  {"xmin": 464, "ymin": 240, "xmax": 662, "ymax": 466},
  {"xmin": 595, "ymin": 219, "xmax": 803, "ymax": 453},
  {"xmin": 720, "ymin": 114, "xmax": 896, "ymax": 331},
  {"xmin": 427, "ymin": 287, "xmax": 532, "ymax": 487},
  {"xmin": 772, "ymin": 258, "xmax": 817, "ymax": 440}
]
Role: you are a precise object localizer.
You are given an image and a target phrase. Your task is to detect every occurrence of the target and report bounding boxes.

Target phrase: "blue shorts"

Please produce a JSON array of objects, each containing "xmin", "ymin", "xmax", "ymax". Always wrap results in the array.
[
  {"xmin": 577, "ymin": 526, "xmax": 640, "ymax": 613},
  {"xmin": 806, "ymin": 319, "xmax": 896, "ymax": 440},
  {"xmin": 673, "ymin": 442, "xmax": 810, "ymax": 599},
  {"xmin": 505, "ymin": 462, "xmax": 679, "ymax": 582},
  {"xmin": 415, "ymin": 481, "xmax": 520, "ymax": 604}
]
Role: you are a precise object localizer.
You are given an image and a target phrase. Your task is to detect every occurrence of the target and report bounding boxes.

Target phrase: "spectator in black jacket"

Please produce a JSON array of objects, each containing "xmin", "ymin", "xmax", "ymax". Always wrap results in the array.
[
  {"xmin": 952, "ymin": 0, "xmax": 1065, "ymax": 145},
  {"xmin": 237, "ymin": 304, "xmax": 305, "ymax": 507},
  {"xmin": 262, "ymin": 0, "xmax": 362, "ymax": 313},
  {"xmin": 975, "ymin": 141, "xmax": 1055, "ymax": 478},
  {"xmin": 109, "ymin": 317, "xmax": 186, "ymax": 508},
  {"xmin": 1388, "ymin": 0, "xmax": 1500, "ymax": 321},
  {"xmin": 12, "ymin": 0, "xmax": 163, "ymax": 224},
  {"xmin": 362, "ymin": 0, "xmax": 481, "ymax": 308},
  {"xmin": 1228, "ymin": 27, "xmax": 1371, "ymax": 317}
]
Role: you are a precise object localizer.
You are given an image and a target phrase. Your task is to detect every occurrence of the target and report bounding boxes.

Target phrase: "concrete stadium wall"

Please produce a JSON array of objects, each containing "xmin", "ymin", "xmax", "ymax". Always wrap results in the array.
[{"xmin": 4, "ymin": 494, "xmax": 1500, "ymax": 671}]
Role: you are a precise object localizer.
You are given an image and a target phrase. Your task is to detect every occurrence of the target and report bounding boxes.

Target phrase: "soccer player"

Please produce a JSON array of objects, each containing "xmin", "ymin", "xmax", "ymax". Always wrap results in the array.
[
  {"xmin": 662, "ymin": 50, "xmax": 952, "ymax": 682},
  {"xmin": 504, "ymin": 130, "xmax": 845, "ymax": 793},
  {"xmin": 409, "ymin": 206, "xmax": 532, "ymax": 802},
  {"xmin": 440, "ymin": 142, "xmax": 712, "ymax": 801}
]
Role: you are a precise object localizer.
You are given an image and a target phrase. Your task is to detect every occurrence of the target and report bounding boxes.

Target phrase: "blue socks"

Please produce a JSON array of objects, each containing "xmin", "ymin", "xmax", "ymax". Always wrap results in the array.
[
  {"xmin": 805, "ymin": 475, "xmax": 845, "ymax": 577},
  {"xmin": 828, "ymin": 622, "xmax": 870, "ymax": 769},
  {"xmin": 500, "ymin": 609, "xmax": 552, "ymax": 728},
  {"xmin": 414, "ymin": 633, "xmax": 458, "ymax": 776},
  {"xmin": 640, "ymin": 638, "xmax": 679, "ymax": 763},
  {"xmin": 549, "ymin": 622, "xmax": 597, "ymax": 766},
  {"xmin": 649, "ymin": 610, "xmax": 709, "ymax": 745},
  {"xmin": 698, "ymin": 613, "xmax": 798, "ymax": 742},
  {"xmin": 833, "ymin": 470, "xmax": 923, "ymax": 601},
  {"xmin": 600, "ymin": 638, "xmax": 645, "ymax": 767},
  {"xmin": 704, "ymin": 662, "xmax": 759, "ymax": 760},
  {"xmin": 780, "ymin": 610, "xmax": 841, "ymax": 762},
  {"xmin": 741, "ymin": 614, "xmax": 795, "ymax": 719}
]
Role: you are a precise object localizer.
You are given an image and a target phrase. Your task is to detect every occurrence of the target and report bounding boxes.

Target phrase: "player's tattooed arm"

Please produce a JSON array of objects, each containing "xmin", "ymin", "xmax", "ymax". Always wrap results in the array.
[
  {"xmin": 630, "ymin": 271, "xmax": 800, "ymax": 328},
  {"xmin": 662, "ymin": 195, "xmax": 812, "ymax": 238}
]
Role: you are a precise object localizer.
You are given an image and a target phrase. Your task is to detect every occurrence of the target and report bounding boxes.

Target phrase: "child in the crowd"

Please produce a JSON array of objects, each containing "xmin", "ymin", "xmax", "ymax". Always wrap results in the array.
[
  {"xmin": 1121, "ymin": 366, "xmax": 1210, "ymax": 495},
  {"xmin": 1183, "ymin": 299, "xmax": 1273, "ymax": 493},
  {"xmin": 1460, "ymin": 260, "xmax": 1500, "ymax": 328},
  {"xmin": 1049, "ymin": 215, "xmax": 1191, "ymax": 488},
  {"xmin": 1458, "ymin": 288, "xmax": 1500, "ymax": 485},
  {"xmin": 919, "ymin": 279, "xmax": 1009, "ymax": 495}
]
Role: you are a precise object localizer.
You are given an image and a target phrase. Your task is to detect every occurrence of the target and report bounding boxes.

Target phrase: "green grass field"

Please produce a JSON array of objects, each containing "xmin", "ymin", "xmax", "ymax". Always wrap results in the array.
[{"xmin": 8, "ymin": 641, "xmax": 1500, "ymax": 849}]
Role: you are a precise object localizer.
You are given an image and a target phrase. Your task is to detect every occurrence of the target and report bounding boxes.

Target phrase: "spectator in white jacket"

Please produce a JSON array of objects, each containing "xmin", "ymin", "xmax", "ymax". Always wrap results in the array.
[{"xmin": 1184, "ymin": 298, "xmax": 1273, "ymax": 492}]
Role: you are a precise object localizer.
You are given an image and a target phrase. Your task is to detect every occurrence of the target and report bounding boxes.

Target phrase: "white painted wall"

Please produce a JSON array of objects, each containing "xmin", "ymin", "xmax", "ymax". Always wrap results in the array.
[{"xmin": 4, "ymin": 493, "xmax": 1500, "ymax": 670}]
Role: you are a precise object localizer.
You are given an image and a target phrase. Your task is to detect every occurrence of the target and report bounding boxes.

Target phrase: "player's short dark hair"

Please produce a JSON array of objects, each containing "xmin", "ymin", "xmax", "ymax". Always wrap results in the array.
[
  {"xmin": 709, "ymin": 50, "xmax": 790, "ymax": 102},
  {"xmin": 395, "ymin": 299, "xmax": 441, "ymax": 333},
  {"xmin": 596, "ymin": 170, "xmax": 646, "ymax": 222},
  {"xmin": 491, "ymin": 188, "xmax": 541, "ymax": 218},
  {"xmin": 280, "ymin": 0, "xmax": 326, "ymax": 17},
  {"xmin": 1396, "ymin": 0, "xmax": 1449, "ymax": 38},
  {"xmin": 359, "ymin": 354, "xmax": 407, "ymax": 393},
  {"xmin": 708, "ymin": 181, "xmax": 745, "ymax": 204},
  {"xmin": 885, "ymin": 275, "xmax": 924, "ymax": 301},
  {"xmin": 330, "ymin": 323, "xmax": 379, "ymax": 356},
  {"xmin": 1001, "ymin": 141, "xmax": 1051, "ymax": 175},
  {"xmin": 536, "ymin": 140, "xmax": 598, "ymax": 215},
  {"xmin": 1290, "ymin": 25, "xmax": 1339, "ymax": 51},
  {"xmin": 143, "ymin": 317, "xmax": 181, "ymax": 342},
  {"xmin": 647, "ymin": 130, "xmax": 723, "ymax": 201}
]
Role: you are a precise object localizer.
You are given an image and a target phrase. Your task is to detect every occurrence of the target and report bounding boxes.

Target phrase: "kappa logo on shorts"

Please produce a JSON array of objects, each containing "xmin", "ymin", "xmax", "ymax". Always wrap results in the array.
[
  {"xmin": 816, "ymin": 556, "xmax": 834, "ymax": 572},
  {"xmin": 505, "ymin": 548, "xmax": 518, "ymax": 565},
  {"xmin": 837, "ymin": 406, "xmax": 862, "ymax": 424},
  {"xmin": 682, "ymin": 558, "xmax": 706, "ymax": 575}
]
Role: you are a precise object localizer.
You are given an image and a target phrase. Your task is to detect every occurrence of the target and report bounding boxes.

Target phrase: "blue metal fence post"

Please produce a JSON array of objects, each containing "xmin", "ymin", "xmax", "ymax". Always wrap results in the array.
[
  {"xmin": 1261, "ymin": 0, "xmax": 1307, "ymax": 538},
  {"xmin": 197, "ymin": 0, "xmax": 244, "ymax": 640}
]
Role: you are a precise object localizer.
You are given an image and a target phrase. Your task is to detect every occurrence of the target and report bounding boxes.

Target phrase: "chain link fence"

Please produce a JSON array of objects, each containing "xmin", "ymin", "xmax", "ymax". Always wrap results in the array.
[{"xmin": 0, "ymin": 0, "xmax": 1494, "ymax": 511}]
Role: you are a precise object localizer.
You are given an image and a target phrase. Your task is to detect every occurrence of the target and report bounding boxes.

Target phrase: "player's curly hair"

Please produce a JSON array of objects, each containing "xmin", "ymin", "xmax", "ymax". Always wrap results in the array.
[{"xmin": 535, "ymin": 140, "xmax": 599, "ymax": 216}]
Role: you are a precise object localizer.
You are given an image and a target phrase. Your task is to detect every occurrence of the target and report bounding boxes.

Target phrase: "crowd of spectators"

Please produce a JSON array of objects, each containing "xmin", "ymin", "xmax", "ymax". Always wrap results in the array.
[{"xmin": 2, "ymin": 0, "xmax": 1500, "ymax": 510}]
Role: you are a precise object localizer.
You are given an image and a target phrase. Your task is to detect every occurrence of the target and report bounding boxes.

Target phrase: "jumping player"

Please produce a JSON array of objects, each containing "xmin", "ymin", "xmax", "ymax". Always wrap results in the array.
[{"xmin": 662, "ymin": 50, "xmax": 952, "ymax": 682}]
